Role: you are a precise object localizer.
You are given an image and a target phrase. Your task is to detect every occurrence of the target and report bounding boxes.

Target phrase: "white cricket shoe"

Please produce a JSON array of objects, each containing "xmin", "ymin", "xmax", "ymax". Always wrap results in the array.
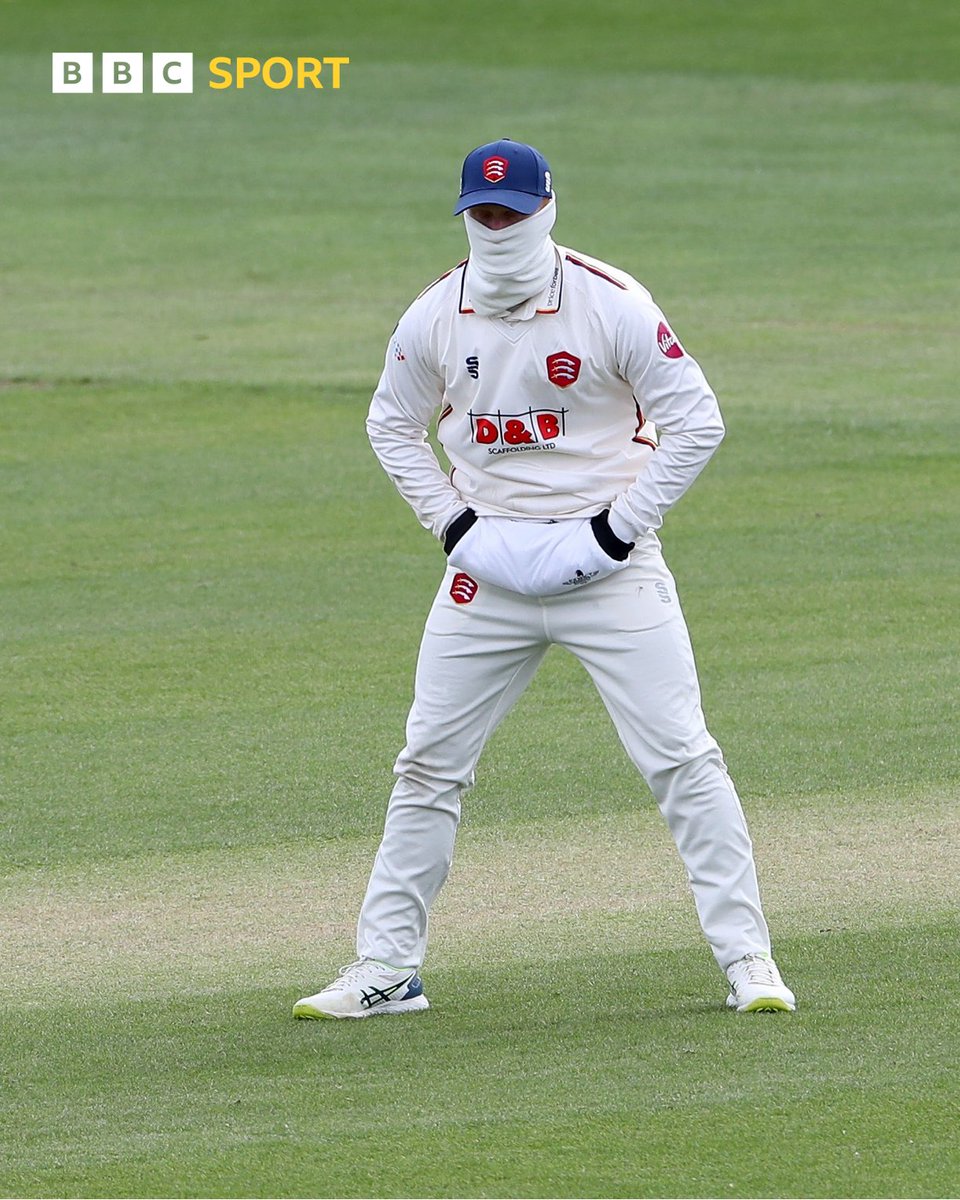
[
  {"xmin": 293, "ymin": 958, "xmax": 430, "ymax": 1020},
  {"xmin": 725, "ymin": 952, "xmax": 796, "ymax": 1013}
]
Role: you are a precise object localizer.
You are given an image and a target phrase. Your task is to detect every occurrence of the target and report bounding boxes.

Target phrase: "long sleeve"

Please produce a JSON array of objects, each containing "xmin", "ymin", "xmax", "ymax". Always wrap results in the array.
[
  {"xmin": 608, "ymin": 302, "xmax": 725, "ymax": 541},
  {"xmin": 366, "ymin": 307, "xmax": 467, "ymax": 541}
]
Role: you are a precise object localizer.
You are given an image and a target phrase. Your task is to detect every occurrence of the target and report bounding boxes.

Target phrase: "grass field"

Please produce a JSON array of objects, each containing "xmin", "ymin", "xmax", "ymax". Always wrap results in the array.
[{"xmin": 1, "ymin": 2, "xmax": 959, "ymax": 1197}]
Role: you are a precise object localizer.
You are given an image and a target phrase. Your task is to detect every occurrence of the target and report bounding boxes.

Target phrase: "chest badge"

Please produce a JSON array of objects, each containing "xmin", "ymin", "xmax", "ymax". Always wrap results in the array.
[{"xmin": 546, "ymin": 351, "xmax": 581, "ymax": 388}]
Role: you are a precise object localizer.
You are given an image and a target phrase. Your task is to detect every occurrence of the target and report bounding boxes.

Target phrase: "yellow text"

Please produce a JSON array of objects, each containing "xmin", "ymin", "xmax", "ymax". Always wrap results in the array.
[{"xmin": 208, "ymin": 56, "xmax": 349, "ymax": 89}]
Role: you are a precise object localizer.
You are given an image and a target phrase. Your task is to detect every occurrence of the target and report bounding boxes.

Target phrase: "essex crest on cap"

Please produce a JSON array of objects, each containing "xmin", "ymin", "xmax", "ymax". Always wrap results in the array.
[
  {"xmin": 454, "ymin": 138, "xmax": 553, "ymax": 215},
  {"xmin": 482, "ymin": 156, "xmax": 508, "ymax": 183}
]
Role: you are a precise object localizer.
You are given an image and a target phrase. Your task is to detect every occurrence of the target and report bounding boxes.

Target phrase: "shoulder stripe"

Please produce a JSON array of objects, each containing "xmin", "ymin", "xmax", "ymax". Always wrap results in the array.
[
  {"xmin": 416, "ymin": 260, "xmax": 467, "ymax": 302},
  {"xmin": 564, "ymin": 253, "xmax": 628, "ymax": 290}
]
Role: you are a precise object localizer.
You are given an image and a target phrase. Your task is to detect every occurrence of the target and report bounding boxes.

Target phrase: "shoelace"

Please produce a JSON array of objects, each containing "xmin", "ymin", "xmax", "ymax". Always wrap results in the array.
[
  {"xmin": 329, "ymin": 958, "xmax": 408, "ymax": 992},
  {"xmin": 329, "ymin": 959, "xmax": 374, "ymax": 991},
  {"xmin": 736, "ymin": 954, "xmax": 779, "ymax": 986}
]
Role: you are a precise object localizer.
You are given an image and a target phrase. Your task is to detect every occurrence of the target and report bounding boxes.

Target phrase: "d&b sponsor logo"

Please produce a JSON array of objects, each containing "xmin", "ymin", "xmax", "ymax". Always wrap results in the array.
[{"xmin": 468, "ymin": 407, "xmax": 567, "ymax": 454}]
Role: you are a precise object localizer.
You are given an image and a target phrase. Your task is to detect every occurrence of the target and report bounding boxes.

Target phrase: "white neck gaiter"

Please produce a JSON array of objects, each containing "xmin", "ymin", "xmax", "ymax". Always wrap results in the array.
[{"xmin": 463, "ymin": 197, "xmax": 558, "ymax": 318}]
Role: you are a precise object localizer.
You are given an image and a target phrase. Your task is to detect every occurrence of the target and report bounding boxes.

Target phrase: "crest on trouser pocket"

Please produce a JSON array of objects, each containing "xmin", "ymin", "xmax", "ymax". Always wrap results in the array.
[{"xmin": 449, "ymin": 572, "xmax": 479, "ymax": 604}]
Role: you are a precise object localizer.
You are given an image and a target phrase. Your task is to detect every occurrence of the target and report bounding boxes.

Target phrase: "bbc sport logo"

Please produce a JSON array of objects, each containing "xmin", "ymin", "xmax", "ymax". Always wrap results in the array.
[
  {"xmin": 52, "ymin": 53, "xmax": 193, "ymax": 93},
  {"xmin": 51, "ymin": 53, "xmax": 350, "ymax": 94}
]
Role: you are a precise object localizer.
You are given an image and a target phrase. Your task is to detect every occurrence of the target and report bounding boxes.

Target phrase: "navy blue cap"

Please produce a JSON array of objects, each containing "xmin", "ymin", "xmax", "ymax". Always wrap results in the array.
[{"xmin": 454, "ymin": 139, "xmax": 553, "ymax": 215}]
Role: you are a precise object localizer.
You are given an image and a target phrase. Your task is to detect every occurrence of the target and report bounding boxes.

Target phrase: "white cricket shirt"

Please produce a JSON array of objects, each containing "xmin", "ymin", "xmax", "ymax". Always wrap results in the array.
[{"xmin": 367, "ymin": 244, "xmax": 725, "ymax": 544}]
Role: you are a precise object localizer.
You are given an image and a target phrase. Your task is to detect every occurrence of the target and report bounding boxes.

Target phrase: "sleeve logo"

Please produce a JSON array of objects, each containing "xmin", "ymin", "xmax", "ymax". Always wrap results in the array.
[
  {"xmin": 545, "ymin": 351, "xmax": 581, "ymax": 388},
  {"xmin": 656, "ymin": 322, "xmax": 684, "ymax": 359}
]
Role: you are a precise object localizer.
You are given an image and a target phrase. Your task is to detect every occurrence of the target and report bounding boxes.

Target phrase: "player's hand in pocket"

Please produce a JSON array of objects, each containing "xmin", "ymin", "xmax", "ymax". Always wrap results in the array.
[
  {"xmin": 442, "ymin": 507, "xmax": 478, "ymax": 555},
  {"xmin": 446, "ymin": 512, "xmax": 634, "ymax": 597},
  {"xmin": 589, "ymin": 509, "xmax": 634, "ymax": 562}
]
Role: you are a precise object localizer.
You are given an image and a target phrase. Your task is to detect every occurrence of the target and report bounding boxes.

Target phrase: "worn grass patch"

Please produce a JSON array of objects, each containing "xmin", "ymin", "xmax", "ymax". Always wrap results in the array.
[{"xmin": 2, "ymin": 791, "xmax": 955, "ymax": 1009}]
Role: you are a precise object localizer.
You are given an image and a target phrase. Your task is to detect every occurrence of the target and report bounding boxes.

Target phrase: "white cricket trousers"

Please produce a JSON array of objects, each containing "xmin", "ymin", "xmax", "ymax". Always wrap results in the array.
[{"xmin": 357, "ymin": 547, "xmax": 771, "ymax": 972}]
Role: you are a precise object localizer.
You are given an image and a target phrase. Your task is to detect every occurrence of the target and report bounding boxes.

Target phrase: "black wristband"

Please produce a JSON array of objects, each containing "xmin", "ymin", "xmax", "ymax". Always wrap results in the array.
[
  {"xmin": 443, "ymin": 507, "xmax": 478, "ymax": 554},
  {"xmin": 590, "ymin": 509, "xmax": 634, "ymax": 561}
]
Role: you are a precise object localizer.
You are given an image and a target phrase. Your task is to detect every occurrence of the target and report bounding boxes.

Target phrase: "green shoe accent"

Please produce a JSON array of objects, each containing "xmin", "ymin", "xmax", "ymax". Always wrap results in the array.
[
  {"xmin": 293, "ymin": 1002, "xmax": 334, "ymax": 1020},
  {"xmin": 740, "ymin": 996, "xmax": 793, "ymax": 1013}
]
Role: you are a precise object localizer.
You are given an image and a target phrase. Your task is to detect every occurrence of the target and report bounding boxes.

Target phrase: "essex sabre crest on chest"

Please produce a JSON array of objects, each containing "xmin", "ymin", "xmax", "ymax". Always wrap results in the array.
[{"xmin": 545, "ymin": 351, "xmax": 581, "ymax": 388}]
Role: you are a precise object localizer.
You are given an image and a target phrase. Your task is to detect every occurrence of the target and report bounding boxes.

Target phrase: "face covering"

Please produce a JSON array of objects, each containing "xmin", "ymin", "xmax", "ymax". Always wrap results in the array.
[{"xmin": 463, "ymin": 196, "xmax": 558, "ymax": 318}]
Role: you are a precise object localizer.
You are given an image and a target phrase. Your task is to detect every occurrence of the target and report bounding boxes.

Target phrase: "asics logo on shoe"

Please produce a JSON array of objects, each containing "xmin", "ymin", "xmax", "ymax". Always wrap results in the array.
[{"xmin": 359, "ymin": 972, "xmax": 416, "ymax": 1009}]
